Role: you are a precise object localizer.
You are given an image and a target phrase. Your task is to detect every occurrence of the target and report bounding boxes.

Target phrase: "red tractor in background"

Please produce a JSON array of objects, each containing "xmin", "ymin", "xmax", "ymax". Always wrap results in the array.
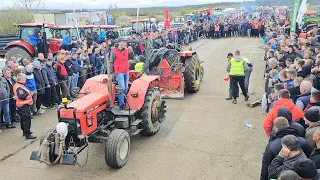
[
  {"xmin": 29, "ymin": 40, "xmax": 203, "ymax": 169},
  {"xmin": 4, "ymin": 23, "xmax": 62, "ymax": 61}
]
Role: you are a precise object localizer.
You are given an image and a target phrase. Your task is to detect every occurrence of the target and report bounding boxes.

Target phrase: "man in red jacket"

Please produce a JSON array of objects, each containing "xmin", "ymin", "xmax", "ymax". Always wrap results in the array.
[
  {"xmin": 109, "ymin": 37, "xmax": 129, "ymax": 109},
  {"xmin": 263, "ymin": 89, "xmax": 304, "ymax": 137}
]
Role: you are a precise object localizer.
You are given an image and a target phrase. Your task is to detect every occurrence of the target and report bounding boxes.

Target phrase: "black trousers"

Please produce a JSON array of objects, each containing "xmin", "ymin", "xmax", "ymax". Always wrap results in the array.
[
  {"xmin": 44, "ymin": 85, "xmax": 58, "ymax": 106},
  {"xmin": 9, "ymin": 99, "xmax": 17, "ymax": 121},
  {"xmin": 36, "ymin": 93, "xmax": 43, "ymax": 110},
  {"xmin": 230, "ymin": 75, "xmax": 247, "ymax": 99},
  {"xmin": 17, "ymin": 104, "xmax": 32, "ymax": 136},
  {"xmin": 55, "ymin": 84, "xmax": 62, "ymax": 104}
]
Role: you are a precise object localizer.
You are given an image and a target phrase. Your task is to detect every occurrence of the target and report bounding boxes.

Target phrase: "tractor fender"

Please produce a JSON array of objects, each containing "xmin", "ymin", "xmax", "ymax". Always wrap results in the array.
[
  {"xmin": 127, "ymin": 75, "xmax": 160, "ymax": 110},
  {"xmin": 180, "ymin": 51, "xmax": 196, "ymax": 57},
  {"xmin": 4, "ymin": 41, "xmax": 35, "ymax": 55}
]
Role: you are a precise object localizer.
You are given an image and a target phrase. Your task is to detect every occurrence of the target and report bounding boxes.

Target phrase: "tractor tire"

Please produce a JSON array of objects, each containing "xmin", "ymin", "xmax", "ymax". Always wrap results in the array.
[
  {"xmin": 105, "ymin": 129, "xmax": 130, "ymax": 169},
  {"xmin": 139, "ymin": 88, "xmax": 161, "ymax": 136},
  {"xmin": 184, "ymin": 54, "xmax": 201, "ymax": 93},
  {"xmin": 5, "ymin": 47, "xmax": 32, "ymax": 64},
  {"xmin": 200, "ymin": 66, "xmax": 204, "ymax": 82},
  {"xmin": 39, "ymin": 126, "xmax": 56, "ymax": 146}
]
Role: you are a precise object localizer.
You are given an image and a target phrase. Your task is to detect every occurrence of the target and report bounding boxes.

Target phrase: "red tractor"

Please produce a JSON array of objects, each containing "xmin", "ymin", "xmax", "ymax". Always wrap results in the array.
[
  {"xmin": 29, "ymin": 40, "xmax": 203, "ymax": 168},
  {"xmin": 4, "ymin": 23, "xmax": 62, "ymax": 61}
]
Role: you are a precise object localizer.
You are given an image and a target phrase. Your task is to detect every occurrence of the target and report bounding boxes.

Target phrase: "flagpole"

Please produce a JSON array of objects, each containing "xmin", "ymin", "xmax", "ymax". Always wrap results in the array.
[{"xmin": 136, "ymin": 6, "xmax": 140, "ymax": 33}]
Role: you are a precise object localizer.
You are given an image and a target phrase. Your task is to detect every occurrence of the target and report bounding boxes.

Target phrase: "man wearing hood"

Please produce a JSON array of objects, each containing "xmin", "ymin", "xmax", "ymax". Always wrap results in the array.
[
  {"xmin": 268, "ymin": 107, "xmax": 305, "ymax": 141},
  {"xmin": 226, "ymin": 50, "xmax": 249, "ymax": 104},
  {"xmin": 263, "ymin": 89, "xmax": 304, "ymax": 137},
  {"xmin": 294, "ymin": 158, "xmax": 320, "ymax": 180},
  {"xmin": 260, "ymin": 117, "xmax": 312, "ymax": 180},
  {"xmin": 296, "ymin": 80, "xmax": 312, "ymax": 111}
]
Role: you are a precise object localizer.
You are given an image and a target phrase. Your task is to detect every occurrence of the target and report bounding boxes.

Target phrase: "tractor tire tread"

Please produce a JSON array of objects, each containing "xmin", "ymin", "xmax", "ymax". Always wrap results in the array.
[
  {"xmin": 5, "ymin": 47, "xmax": 32, "ymax": 62},
  {"xmin": 105, "ymin": 129, "xmax": 130, "ymax": 169},
  {"xmin": 139, "ymin": 88, "xmax": 160, "ymax": 136},
  {"xmin": 184, "ymin": 55, "xmax": 201, "ymax": 93},
  {"xmin": 39, "ymin": 126, "xmax": 56, "ymax": 145}
]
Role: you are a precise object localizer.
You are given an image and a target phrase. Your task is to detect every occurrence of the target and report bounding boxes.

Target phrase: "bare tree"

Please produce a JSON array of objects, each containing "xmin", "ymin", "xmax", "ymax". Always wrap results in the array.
[{"xmin": 15, "ymin": 0, "xmax": 44, "ymax": 10}]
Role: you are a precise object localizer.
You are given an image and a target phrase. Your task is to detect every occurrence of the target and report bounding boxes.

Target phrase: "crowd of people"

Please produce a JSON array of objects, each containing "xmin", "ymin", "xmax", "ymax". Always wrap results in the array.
[{"xmin": 251, "ymin": 14, "xmax": 320, "ymax": 180}]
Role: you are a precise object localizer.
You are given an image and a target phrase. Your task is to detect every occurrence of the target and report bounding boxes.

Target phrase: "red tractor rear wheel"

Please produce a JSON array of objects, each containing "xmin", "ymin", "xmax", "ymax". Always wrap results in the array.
[
  {"xmin": 184, "ymin": 54, "xmax": 201, "ymax": 93},
  {"xmin": 139, "ymin": 88, "xmax": 161, "ymax": 136},
  {"xmin": 5, "ymin": 47, "xmax": 32, "ymax": 63}
]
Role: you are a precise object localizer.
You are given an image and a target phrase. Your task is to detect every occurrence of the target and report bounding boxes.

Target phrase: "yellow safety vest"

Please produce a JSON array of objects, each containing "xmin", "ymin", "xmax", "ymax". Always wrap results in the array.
[
  {"xmin": 229, "ymin": 58, "xmax": 245, "ymax": 76},
  {"xmin": 135, "ymin": 62, "xmax": 147, "ymax": 77}
]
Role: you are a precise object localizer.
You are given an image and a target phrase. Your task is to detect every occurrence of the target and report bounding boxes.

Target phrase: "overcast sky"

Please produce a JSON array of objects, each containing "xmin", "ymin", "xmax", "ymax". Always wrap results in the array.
[{"xmin": 0, "ymin": 0, "xmax": 252, "ymax": 9}]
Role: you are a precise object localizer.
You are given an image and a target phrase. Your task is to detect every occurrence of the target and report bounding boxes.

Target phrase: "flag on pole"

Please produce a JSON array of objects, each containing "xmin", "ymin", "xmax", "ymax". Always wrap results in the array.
[
  {"xmin": 296, "ymin": 0, "xmax": 308, "ymax": 29},
  {"xmin": 290, "ymin": 0, "xmax": 301, "ymax": 32},
  {"xmin": 210, "ymin": 5, "xmax": 214, "ymax": 22}
]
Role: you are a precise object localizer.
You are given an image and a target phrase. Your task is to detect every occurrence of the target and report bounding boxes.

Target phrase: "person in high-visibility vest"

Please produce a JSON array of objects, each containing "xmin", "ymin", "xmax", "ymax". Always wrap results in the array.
[
  {"xmin": 226, "ymin": 50, "xmax": 250, "ymax": 104},
  {"xmin": 225, "ymin": 53, "xmax": 238, "ymax": 100},
  {"xmin": 242, "ymin": 57, "xmax": 253, "ymax": 94},
  {"xmin": 13, "ymin": 73, "xmax": 36, "ymax": 139},
  {"xmin": 135, "ymin": 62, "xmax": 147, "ymax": 77}
]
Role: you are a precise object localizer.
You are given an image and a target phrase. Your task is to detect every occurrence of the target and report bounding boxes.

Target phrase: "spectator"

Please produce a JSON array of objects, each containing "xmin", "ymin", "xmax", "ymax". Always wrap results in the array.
[
  {"xmin": 70, "ymin": 52, "xmax": 80, "ymax": 88},
  {"xmin": 304, "ymin": 90, "xmax": 320, "ymax": 112},
  {"xmin": 42, "ymin": 58, "xmax": 58, "ymax": 108},
  {"xmin": 263, "ymin": 89, "xmax": 304, "ymax": 137},
  {"xmin": 293, "ymin": 159, "xmax": 320, "ymax": 180},
  {"xmin": 64, "ymin": 52, "xmax": 74, "ymax": 99},
  {"xmin": 288, "ymin": 77, "xmax": 303, "ymax": 102},
  {"xmin": 3, "ymin": 68, "xmax": 18, "ymax": 123},
  {"xmin": 268, "ymin": 135, "xmax": 308, "ymax": 179},
  {"xmin": 60, "ymin": 33, "xmax": 72, "ymax": 51},
  {"xmin": 278, "ymin": 170, "xmax": 300, "ymax": 180},
  {"xmin": 0, "ymin": 69, "xmax": 15, "ymax": 129},
  {"xmin": 296, "ymin": 80, "xmax": 312, "ymax": 111},
  {"xmin": 37, "ymin": 53, "xmax": 45, "ymax": 64},
  {"xmin": 24, "ymin": 64, "xmax": 38, "ymax": 115},
  {"xmin": 260, "ymin": 117, "xmax": 311, "ymax": 180},
  {"xmin": 32, "ymin": 61, "xmax": 45, "ymax": 113},
  {"xmin": 315, "ymin": 61, "xmax": 320, "ymax": 90},
  {"xmin": 55, "ymin": 54, "xmax": 69, "ymax": 99},
  {"xmin": 305, "ymin": 109, "xmax": 320, "ymax": 148},
  {"xmin": 13, "ymin": 73, "xmax": 36, "ymax": 139},
  {"xmin": 310, "ymin": 127, "xmax": 320, "ymax": 169}
]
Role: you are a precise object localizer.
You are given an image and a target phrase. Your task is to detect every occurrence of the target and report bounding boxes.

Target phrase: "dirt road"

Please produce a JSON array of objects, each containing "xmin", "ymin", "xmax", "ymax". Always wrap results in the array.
[{"xmin": 0, "ymin": 37, "xmax": 268, "ymax": 180}]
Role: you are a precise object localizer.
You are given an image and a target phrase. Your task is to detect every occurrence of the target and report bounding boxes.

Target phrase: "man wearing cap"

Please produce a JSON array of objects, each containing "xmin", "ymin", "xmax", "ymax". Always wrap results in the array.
[
  {"xmin": 13, "ymin": 73, "xmax": 36, "ymax": 139},
  {"xmin": 109, "ymin": 37, "xmax": 129, "ymax": 109},
  {"xmin": 225, "ymin": 53, "xmax": 238, "ymax": 100},
  {"xmin": 304, "ymin": 109, "xmax": 320, "ymax": 148}
]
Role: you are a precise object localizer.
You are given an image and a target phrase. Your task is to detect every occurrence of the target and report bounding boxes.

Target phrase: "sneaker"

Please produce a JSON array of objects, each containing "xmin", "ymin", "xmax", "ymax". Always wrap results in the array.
[
  {"xmin": 33, "ymin": 111, "xmax": 40, "ymax": 116},
  {"xmin": 245, "ymin": 96, "xmax": 250, "ymax": 101},
  {"xmin": 25, "ymin": 135, "xmax": 37, "ymax": 140},
  {"xmin": 225, "ymin": 97, "xmax": 232, "ymax": 100},
  {"xmin": 6, "ymin": 124, "xmax": 16, "ymax": 129},
  {"xmin": 40, "ymin": 105, "xmax": 48, "ymax": 109},
  {"xmin": 232, "ymin": 99, "xmax": 237, "ymax": 104},
  {"xmin": 23, "ymin": 132, "xmax": 33, "ymax": 136}
]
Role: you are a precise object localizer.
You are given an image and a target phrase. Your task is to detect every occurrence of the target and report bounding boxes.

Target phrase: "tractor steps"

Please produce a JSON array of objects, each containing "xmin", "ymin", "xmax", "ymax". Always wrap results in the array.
[{"xmin": 111, "ymin": 107, "xmax": 138, "ymax": 116}]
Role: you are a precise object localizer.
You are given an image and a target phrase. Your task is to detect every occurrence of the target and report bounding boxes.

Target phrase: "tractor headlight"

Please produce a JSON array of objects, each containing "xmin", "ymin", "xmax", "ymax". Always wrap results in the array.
[{"xmin": 56, "ymin": 122, "xmax": 69, "ymax": 138}]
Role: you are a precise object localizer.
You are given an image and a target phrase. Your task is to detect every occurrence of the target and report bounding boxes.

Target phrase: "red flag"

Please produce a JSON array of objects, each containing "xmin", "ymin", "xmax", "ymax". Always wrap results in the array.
[
  {"xmin": 164, "ymin": 7, "xmax": 171, "ymax": 29},
  {"xmin": 210, "ymin": 5, "xmax": 213, "ymax": 18}
]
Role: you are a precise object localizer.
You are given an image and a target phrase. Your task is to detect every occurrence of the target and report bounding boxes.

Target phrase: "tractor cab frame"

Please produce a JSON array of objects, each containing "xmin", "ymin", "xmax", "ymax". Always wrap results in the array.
[
  {"xmin": 4, "ymin": 23, "xmax": 61, "ymax": 62},
  {"xmin": 131, "ymin": 20, "xmax": 152, "ymax": 34}
]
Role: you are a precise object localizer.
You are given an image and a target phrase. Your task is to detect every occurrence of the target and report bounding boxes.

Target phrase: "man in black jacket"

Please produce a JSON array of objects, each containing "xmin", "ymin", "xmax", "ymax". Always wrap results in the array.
[
  {"xmin": 310, "ymin": 127, "xmax": 320, "ymax": 169},
  {"xmin": 32, "ymin": 61, "xmax": 45, "ymax": 114},
  {"xmin": 3, "ymin": 68, "xmax": 18, "ymax": 122},
  {"xmin": 260, "ymin": 117, "xmax": 312, "ymax": 180}
]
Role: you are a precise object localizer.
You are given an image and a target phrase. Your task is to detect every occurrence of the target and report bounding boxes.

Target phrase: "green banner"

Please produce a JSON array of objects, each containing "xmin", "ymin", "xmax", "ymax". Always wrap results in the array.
[{"xmin": 290, "ymin": 0, "xmax": 301, "ymax": 32}]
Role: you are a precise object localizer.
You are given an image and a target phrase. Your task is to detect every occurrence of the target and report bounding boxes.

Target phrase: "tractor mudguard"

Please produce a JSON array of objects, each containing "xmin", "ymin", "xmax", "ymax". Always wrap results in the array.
[
  {"xmin": 4, "ymin": 41, "xmax": 35, "ymax": 55},
  {"xmin": 126, "ymin": 75, "xmax": 160, "ymax": 110}
]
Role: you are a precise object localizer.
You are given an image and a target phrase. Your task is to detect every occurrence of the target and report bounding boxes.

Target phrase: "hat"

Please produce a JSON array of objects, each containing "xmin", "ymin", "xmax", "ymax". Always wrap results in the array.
[
  {"xmin": 25, "ymin": 64, "xmax": 33, "ymax": 73},
  {"xmin": 270, "ymin": 44, "xmax": 277, "ymax": 50},
  {"xmin": 227, "ymin": 53, "xmax": 233, "ymax": 58},
  {"xmin": 118, "ymin": 37, "xmax": 128, "ymax": 42},
  {"xmin": 32, "ymin": 60, "xmax": 40, "ymax": 69},
  {"xmin": 71, "ymin": 48, "xmax": 77, "ymax": 54},
  {"xmin": 305, "ymin": 109, "xmax": 320, "ymax": 123},
  {"xmin": 294, "ymin": 159, "xmax": 317, "ymax": 178}
]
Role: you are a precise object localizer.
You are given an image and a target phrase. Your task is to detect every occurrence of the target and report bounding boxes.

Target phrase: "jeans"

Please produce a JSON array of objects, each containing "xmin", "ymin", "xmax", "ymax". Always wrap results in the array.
[
  {"xmin": 245, "ymin": 67, "xmax": 253, "ymax": 93},
  {"xmin": 261, "ymin": 93, "xmax": 268, "ymax": 113},
  {"xmin": 0, "ymin": 99, "xmax": 12, "ymax": 125},
  {"xmin": 247, "ymin": 29, "xmax": 251, "ymax": 37},
  {"xmin": 115, "ymin": 72, "xmax": 129, "ymax": 107},
  {"xmin": 73, "ymin": 72, "xmax": 79, "ymax": 88}
]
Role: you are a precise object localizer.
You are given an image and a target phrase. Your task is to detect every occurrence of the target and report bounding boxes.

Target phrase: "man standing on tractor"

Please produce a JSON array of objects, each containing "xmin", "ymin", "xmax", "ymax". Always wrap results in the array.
[
  {"xmin": 109, "ymin": 37, "xmax": 130, "ymax": 109},
  {"xmin": 13, "ymin": 73, "xmax": 36, "ymax": 139},
  {"xmin": 226, "ymin": 50, "xmax": 250, "ymax": 104}
]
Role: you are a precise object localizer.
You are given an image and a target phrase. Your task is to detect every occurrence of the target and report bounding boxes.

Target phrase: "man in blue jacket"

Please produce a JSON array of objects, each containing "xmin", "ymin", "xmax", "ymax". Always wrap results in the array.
[
  {"xmin": 60, "ymin": 33, "xmax": 72, "ymax": 51},
  {"xmin": 28, "ymin": 30, "xmax": 42, "ymax": 54}
]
